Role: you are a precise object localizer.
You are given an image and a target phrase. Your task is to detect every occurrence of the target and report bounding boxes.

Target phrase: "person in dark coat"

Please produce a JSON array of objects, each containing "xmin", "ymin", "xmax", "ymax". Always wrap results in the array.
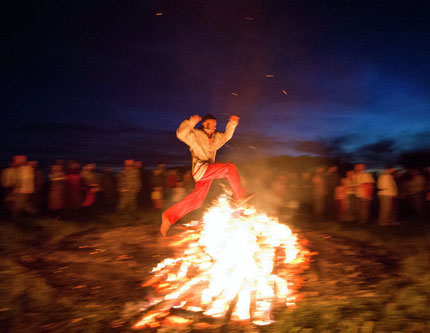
[{"xmin": 100, "ymin": 166, "xmax": 117, "ymax": 213}]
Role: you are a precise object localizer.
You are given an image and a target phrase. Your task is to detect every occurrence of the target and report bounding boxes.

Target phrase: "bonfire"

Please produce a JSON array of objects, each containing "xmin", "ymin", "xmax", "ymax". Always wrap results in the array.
[{"xmin": 134, "ymin": 195, "xmax": 313, "ymax": 329}]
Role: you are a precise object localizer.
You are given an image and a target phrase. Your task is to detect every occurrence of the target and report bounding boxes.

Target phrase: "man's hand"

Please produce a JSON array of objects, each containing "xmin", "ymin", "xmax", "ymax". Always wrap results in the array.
[
  {"xmin": 189, "ymin": 115, "xmax": 202, "ymax": 126},
  {"xmin": 229, "ymin": 115, "xmax": 240, "ymax": 124}
]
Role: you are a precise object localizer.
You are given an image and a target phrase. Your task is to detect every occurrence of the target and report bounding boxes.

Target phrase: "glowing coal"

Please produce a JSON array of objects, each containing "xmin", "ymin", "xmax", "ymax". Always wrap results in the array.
[{"xmin": 134, "ymin": 195, "xmax": 312, "ymax": 329}]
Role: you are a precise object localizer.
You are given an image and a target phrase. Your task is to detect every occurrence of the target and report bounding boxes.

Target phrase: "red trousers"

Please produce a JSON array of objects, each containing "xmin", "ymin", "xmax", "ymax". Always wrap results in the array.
[{"xmin": 163, "ymin": 163, "xmax": 246, "ymax": 225}]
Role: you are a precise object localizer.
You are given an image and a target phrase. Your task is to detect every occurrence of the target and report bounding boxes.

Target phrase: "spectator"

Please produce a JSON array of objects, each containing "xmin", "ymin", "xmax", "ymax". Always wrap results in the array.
[
  {"xmin": 182, "ymin": 170, "xmax": 194, "ymax": 193},
  {"xmin": 12, "ymin": 155, "xmax": 38, "ymax": 220},
  {"xmin": 171, "ymin": 181, "xmax": 187, "ymax": 203},
  {"xmin": 117, "ymin": 160, "xmax": 141, "ymax": 213},
  {"xmin": 65, "ymin": 162, "xmax": 82, "ymax": 210},
  {"xmin": 312, "ymin": 167, "xmax": 327, "ymax": 218},
  {"xmin": 151, "ymin": 186, "xmax": 164, "ymax": 210},
  {"xmin": 335, "ymin": 178, "xmax": 349, "ymax": 222},
  {"xmin": 377, "ymin": 166, "xmax": 398, "ymax": 226},
  {"xmin": 100, "ymin": 166, "xmax": 117, "ymax": 212},
  {"xmin": 344, "ymin": 171, "xmax": 356, "ymax": 221},
  {"xmin": 1, "ymin": 158, "xmax": 17, "ymax": 216},
  {"xmin": 165, "ymin": 169, "xmax": 179, "ymax": 203},
  {"xmin": 406, "ymin": 169, "xmax": 426, "ymax": 221},
  {"xmin": 425, "ymin": 167, "xmax": 430, "ymax": 218},
  {"xmin": 134, "ymin": 161, "xmax": 147, "ymax": 210},
  {"xmin": 325, "ymin": 166, "xmax": 340, "ymax": 220},
  {"xmin": 29, "ymin": 161, "xmax": 44, "ymax": 213},
  {"xmin": 151, "ymin": 165, "xmax": 166, "ymax": 206},
  {"xmin": 48, "ymin": 164, "xmax": 65, "ymax": 214},
  {"xmin": 353, "ymin": 163, "xmax": 375, "ymax": 224},
  {"xmin": 80, "ymin": 164, "xmax": 99, "ymax": 207},
  {"xmin": 298, "ymin": 172, "xmax": 312, "ymax": 216}
]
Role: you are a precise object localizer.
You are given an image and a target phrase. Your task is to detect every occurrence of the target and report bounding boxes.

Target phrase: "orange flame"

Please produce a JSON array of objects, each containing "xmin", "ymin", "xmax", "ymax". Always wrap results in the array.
[{"xmin": 133, "ymin": 195, "xmax": 313, "ymax": 329}]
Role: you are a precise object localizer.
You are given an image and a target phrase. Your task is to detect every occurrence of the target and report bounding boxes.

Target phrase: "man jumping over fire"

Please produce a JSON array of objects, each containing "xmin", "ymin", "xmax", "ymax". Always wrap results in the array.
[{"xmin": 160, "ymin": 114, "xmax": 254, "ymax": 237}]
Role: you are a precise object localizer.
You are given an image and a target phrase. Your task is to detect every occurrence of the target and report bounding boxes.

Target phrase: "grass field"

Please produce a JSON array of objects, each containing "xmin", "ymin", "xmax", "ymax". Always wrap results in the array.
[{"xmin": 0, "ymin": 208, "xmax": 429, "ymax": 332}]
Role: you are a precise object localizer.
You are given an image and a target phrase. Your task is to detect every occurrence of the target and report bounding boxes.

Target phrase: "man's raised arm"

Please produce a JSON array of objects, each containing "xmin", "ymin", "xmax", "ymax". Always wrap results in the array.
[
  {"xmin": 176, "ymin": 115, "xmax": 202, "ymax": 146},
  {"xmin": 216, "ymin": 115, "xmax": 240, "ymax": 148}
]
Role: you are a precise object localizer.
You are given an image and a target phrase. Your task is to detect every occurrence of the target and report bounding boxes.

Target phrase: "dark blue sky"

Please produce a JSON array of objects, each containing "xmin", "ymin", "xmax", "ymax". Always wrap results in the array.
[{"xmin": 2, "ymin": 0, "xmax": 430, "ymax": 167}]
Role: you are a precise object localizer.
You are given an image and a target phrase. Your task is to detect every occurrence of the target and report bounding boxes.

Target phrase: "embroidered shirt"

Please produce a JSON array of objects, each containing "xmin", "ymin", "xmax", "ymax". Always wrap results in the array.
[{"xmin": 176, "ymin": 118, "xmax": 238, "ymax": 181}]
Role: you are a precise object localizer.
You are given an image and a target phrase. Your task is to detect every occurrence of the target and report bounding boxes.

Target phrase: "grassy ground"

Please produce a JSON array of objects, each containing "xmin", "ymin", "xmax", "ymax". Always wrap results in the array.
[
  {"xmin": 0, "ymin": 208, "xmax": 429, "ymax": 332},
  {"xmin": 276, "ymin": 213, "xmax": 430, "ymax": 333}
]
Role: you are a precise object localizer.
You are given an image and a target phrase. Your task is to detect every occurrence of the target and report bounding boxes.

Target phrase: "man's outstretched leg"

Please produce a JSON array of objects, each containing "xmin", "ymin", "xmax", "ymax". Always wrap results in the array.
[
  {"xmin": 160, "ymin": 163, "xmax": 251, "ymax": 237},
  {"xmin": 203, "ymin": 163, "xmax": 253, "ymax": 203},
  {"xmin": 160, "ymin": 180, "xmax": 212, "ymax": 237}
]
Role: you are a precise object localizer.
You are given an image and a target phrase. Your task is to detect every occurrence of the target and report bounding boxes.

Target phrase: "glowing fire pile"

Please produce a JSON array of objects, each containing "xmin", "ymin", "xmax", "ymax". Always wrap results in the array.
[{"xmin": 134, "ymin": 195, "xmax": 313, "ymax": 329}]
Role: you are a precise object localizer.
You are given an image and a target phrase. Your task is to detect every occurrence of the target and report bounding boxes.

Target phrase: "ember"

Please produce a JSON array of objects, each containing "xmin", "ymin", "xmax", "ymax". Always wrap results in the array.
[{"xmin": 134, "ymin": 195, "xmax": 313, "ymax": 329}]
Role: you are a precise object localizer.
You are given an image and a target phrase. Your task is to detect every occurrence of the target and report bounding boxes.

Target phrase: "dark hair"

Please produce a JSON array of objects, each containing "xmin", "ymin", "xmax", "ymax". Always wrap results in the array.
[{"xmin": 202, "ymin": 114, "xmax": 216, "ymax": 122}]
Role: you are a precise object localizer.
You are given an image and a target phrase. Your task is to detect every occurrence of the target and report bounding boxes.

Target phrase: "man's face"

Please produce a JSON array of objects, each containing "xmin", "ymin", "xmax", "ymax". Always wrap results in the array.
[{"xmin": 203, "ymin": 119, "xmax": 217, "ymax": 134}]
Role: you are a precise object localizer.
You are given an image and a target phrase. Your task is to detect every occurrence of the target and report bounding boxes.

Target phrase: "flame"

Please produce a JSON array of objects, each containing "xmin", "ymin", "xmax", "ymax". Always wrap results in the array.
[{"xmin": 133, "ymin": 195, "xmax": 312, "ymax": 329}]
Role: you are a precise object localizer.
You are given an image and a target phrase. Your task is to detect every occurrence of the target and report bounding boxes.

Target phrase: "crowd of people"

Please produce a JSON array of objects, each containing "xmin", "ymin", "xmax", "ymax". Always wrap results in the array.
[
  {"xmin": 259, "ymin": 163, "xmax": 430, "ymax": 226},
  {"xmin": 1, "ymin": 155, "xmax": 429, "ymax": 226},
  {"xmin": 0, "ymin": 155, "xmax": 194, "ymax": 221}
]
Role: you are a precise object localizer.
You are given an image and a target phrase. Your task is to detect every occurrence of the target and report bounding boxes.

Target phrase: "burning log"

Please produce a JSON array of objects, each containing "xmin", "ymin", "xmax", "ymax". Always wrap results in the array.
[{"xmin": 133, "ymin": 195, "xmax": 314, "ymax": 329}]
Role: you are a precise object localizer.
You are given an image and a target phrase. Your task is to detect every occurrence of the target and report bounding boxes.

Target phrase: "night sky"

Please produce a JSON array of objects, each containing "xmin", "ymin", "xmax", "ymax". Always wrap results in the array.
[{"xmin": 2, "ymin": 0, "xmax": 430, "ymax": 168}]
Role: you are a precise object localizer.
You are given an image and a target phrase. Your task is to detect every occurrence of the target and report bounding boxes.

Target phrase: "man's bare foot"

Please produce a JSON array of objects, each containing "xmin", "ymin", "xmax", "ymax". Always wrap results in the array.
[{"xmin": 160, "ymin": 213, "xmax": 171, "ymax": 238}]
